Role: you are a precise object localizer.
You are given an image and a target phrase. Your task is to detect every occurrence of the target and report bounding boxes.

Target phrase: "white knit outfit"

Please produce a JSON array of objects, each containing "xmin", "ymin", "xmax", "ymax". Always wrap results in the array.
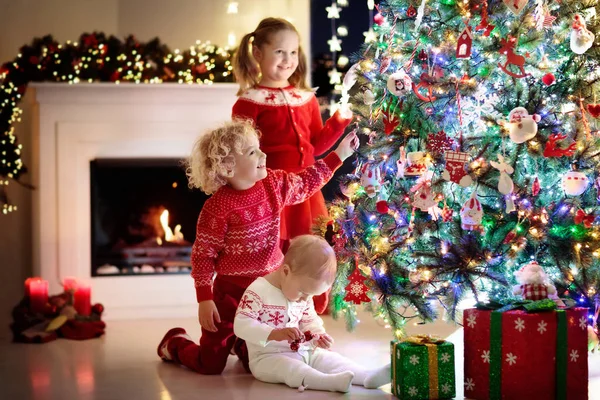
[{"xmin": 233, "ymin": 277, "xmax": 390, "ymax": 392}]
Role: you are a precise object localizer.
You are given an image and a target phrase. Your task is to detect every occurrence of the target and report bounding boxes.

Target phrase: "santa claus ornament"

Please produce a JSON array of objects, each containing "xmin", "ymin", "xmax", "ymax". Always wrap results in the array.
[
  {"xmin": 570, "ymin": 14, "xmax": 595, "ymax": 55},
  {"xmin": 387, "ymin": 69, "xmax": 413, "ymax": 97},
  {"xmin": 410, "ymin": 171, "xmax": 441, "ymax": 219},
  {"xmin": 506, "ymin": 107, "xmax": 541, "ymax": 144},
  {"xmin": 360, "ymin": 163, "xmax": 383, "ymax": 198},
  {"xmin": 460, "ymin": 191, "xmax": 484, "ymax": 233},
  {"xmin": 442, "ymin": 151, "xmax": 473, "ymax": 187},
  {"xmin": 512, "ymin": 261, "xmax": 558, "ymax": 301},
  {"xmin": 562, "ymin": 170, "xmax": 589, "ymax": 196},
  {"xmin": 405, "ymin": 151, "xmax": 430, "ymax": 176}
]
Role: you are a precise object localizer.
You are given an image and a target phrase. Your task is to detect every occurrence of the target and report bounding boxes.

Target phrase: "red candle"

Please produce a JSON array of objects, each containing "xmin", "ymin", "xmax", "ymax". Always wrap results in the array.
[
  {"xmin": 74, "ymin": 281, "xmax": 92, "ymax": 316},
  {"xmin": 62, "ymin": 277, "xmax": 78, "ymax": 292},
  {"xmin": 29, "ymin": 279, "xmax": 49, "ymax": 313},
  {"xmin": 24, "ymin": 277, "xmax": 42, "ymax": 297}
]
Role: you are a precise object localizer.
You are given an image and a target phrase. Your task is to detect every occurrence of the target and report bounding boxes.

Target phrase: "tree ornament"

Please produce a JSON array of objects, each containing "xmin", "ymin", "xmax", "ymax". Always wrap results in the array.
[
  {"xmin": 441, "ymin": 204, "xmax": 453, "ymax": 222},
  {"xmin": 344, "ymin": 265, "xmax": 371, "ymax": 304},
  {"xmin": 410, "ymin": 172, "xmax": 436, "ymax": 212},
  {"xmin": 374, "ymin": 12, "xmax": 385, "ymax": 25},
  {"xmin": 376, "ymin": 199, "xmax": 389, "ymax": 214},
  {"xmin": 575, "ymin": 209, "xmax": 595, "ymax": 228},
  {"xmin": 570, "ymin": 14, "xmax": 595, "ymax": 55},
  {"xmin": 512, "ymin": 261, "xmax": 558, "ymax": 301},
  {"xmin": 541, "ymin": 73, "xmax": 555, "ymax": 86},
  {"xmin": 497, "ymin": 36, "xmax": 530, "ymax": 78},
  {"xmin": 360, "ymin": 163, "xmax": 383, "ymax": 198},
  {"xmin": 460, "ymin": 191, "xmax": 484, "ymax": 233},
  {"xmin": 412, "ymin": 66, "xmax": 443, "ymax": 102},
  {"xmin": 490, "ymin": 154, "xmax": 514, "ymax": 195},
  {"xmin": 363, "ymin": 89, "xmax": 376, "ymax": 105},
  {"xmin": 543, "ymin": 133, "xmax": 576, "ymax": 158},
  {"xmin": 387, "ymin": 69, "xmax": 413, "ymax": 97},
  {"xmin": 418, "ymin": 49, "xmax": 428, "ymax": 61},
  {"xmin": 442, "ymin": 151, "xmax": 473, "ymax": 187},
  {"xmin": 562, "ymin": 170, "xmax": 589, "ymax": 196},
  {"xmin": 405, "ymin": 151, "xmax": 430, "ymax": 176},
  {"xmin": 588, "ymin": 104, "xmax": 600, "ymax": 119},
  {"xmin": 532, "ymin": 177, "xmax": 541, "ymax": 196},
  {"xmin": 383, "ymin": 109, "xmax": 400, "ymax": 135},
  {"xmin": 406, "ymin": 5, "xmax": 417, "ymax": 18},
  {"xmin": 503, "ymin": 0, "xmax": 528, "ymax": 15},
  {"xmin": 506, "ymin": 107, "xmax": 541, "ymax": 144},
  {"xmin": 426, "ymin": 130, "xmax": 454, "ymax": 158},
  {"xmin": 456, "ymin": 23, "xmax": 473, "ymax": 58},
  {"xmin": 474, "ymin": 0, "xmax": 495, "ymax": 36},
  {"xmin": 379, "ymin": 55, "xmax": 392, "ymax": 73},
  {"xmin": 397, "ymin": 146, "xmax": 407, "ymax": 178},
  {"xmin": 503, "ymin": 230, "xmax": 517, "ymax": 244}
]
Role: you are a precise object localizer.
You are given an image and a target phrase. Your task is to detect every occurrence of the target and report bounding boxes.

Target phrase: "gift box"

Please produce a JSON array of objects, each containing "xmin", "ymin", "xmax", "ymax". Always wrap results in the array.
[
  {"xmin": 464, "ymin": 301, "xmax": 588, "ymax": 400},
  {"xmin": 391, "ymin": 335, "xmax": 456, "ymax": 399}
]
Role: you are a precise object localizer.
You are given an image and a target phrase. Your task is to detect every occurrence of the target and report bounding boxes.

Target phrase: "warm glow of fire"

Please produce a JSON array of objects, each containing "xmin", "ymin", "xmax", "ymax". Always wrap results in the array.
[{"xmin": 159, "ymin": 209, "xmax": 184, "ymax": 243}]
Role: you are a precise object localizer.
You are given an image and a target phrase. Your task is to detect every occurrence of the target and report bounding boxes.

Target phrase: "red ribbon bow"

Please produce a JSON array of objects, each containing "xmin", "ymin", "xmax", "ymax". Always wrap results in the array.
[{"xmin": 575, "ymin": 209, "xmax": 594, "ymax": 228}]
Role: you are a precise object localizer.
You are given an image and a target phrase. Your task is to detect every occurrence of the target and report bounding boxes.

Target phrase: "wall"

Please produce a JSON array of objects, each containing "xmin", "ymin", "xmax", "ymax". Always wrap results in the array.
[{"xmin": 0, "ymin": 0, "xmax": 309, "ymax": 340}]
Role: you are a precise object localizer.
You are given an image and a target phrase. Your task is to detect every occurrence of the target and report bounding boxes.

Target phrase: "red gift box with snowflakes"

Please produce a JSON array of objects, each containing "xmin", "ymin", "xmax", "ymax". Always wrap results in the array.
[{"xmin": 464, "ymin": 307, "xmax": 588, "ymax": 399}]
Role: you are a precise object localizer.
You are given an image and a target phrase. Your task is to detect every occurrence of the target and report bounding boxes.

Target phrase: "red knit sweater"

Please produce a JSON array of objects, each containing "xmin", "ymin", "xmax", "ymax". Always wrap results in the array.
[
  {"xmin": 191, "ymin": 152, "xmax": 342, "ymax": 302},
  {"xmin": 232, "ymin": 85, "xmax": 351, "ymax": 173}
]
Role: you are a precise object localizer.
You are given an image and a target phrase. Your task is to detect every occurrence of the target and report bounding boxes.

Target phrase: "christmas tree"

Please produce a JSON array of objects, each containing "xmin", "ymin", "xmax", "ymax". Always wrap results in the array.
[{"xmin": 326, "ymin": 0, "xmax": 600, "ymax": 342}]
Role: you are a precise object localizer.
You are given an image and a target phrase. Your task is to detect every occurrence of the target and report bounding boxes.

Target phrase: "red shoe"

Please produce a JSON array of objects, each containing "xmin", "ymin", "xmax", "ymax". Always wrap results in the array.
[{"xmin": 157, "ymin": 327, "xmax": 191, "ymax": 361}]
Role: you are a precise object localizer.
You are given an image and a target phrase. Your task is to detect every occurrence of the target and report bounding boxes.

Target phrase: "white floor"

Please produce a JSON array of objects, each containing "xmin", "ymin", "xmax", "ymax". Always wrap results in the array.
[{"xmin": 1, "ymin": 310, "xmax": 599, "ymax": 400}]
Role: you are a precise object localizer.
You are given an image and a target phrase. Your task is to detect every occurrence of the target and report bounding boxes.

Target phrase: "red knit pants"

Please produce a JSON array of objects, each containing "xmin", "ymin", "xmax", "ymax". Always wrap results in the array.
[{"xmin": 167, "ymin": 277, "xmax": 250, "ymax": 375}]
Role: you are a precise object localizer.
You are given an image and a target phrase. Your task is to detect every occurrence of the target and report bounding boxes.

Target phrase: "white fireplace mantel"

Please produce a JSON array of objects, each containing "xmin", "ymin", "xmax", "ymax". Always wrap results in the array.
[{"xmin": 31, "ymin": 83, "xmax": 238, "ymax": 319}]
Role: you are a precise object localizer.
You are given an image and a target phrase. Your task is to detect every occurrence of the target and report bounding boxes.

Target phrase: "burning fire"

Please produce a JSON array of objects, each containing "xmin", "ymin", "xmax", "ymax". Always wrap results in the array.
[{"xmin": 159, "ymin": 209, "xmax": 184, "ymax": 244}]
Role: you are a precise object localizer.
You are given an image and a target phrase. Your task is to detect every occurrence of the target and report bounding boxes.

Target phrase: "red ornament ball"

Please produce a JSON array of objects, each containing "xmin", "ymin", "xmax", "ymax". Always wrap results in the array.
[
  {"xmin": 407, "ymin": 5, "xmax": 417, "ymax": 18},
  {"xmin": 541, "ymin": 73, "xmax": 556, "ymax": 86},
  {"xmin": 425, "ymin": 107, "xmax": 434, "ymax": 115},
  {"xmin": 376, "ymin": 200, "xmax": 389, "ymax": 214},
  {"xmin": 92, "ymin": 303, "xmax": 104, "ymax": 315},
  {"xmin": 374, "ymin": 13, "xmax": 385, "ymax": 25}
]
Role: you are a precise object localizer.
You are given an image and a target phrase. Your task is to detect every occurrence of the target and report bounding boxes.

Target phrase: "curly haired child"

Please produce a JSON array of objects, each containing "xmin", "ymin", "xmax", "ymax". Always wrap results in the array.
[{"xmin": 157, "ymin": 119, "xmax": 358, "ymax": 375}]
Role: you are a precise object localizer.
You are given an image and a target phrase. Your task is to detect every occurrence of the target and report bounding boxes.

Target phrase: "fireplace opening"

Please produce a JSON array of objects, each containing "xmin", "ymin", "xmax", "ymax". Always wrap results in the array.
[{"xmin": 90, "ymin": 158, "xmax": 207, "ymax": 276}]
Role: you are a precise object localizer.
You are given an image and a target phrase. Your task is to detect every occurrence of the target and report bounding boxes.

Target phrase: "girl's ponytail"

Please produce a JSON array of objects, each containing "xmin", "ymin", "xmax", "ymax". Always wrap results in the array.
[{"xmin": 233, "ymin": 32, "xmax": 260, "ymax": 96}]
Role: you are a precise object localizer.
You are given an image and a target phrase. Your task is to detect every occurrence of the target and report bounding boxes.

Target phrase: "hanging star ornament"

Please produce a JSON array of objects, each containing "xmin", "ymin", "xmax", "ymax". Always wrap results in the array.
[
  {"xmin": 363, "ymin": 28, "xmax": 377, "ymax": 43},
  {"xmin": 328, "ymin": 68, "xmax": 342, "ymax": 85},
  {"xmin": 326, "ymin": 2, "xmax": 341, "ymax": 19},
  {"xmin": 328, "ymin": 35, "xmax": 342, "ymax": 52}
]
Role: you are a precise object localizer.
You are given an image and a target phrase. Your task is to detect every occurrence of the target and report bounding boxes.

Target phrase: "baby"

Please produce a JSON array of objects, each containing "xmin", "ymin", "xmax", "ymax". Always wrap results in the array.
[{"xmin": 233, "ymin": 235, "xmax": 390, "ymax": 392}]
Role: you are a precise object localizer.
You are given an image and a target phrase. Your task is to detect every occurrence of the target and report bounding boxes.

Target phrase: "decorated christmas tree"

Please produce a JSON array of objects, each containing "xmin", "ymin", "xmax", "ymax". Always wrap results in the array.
[{"xmin": 325, "ymin": 0, "xmax": 600, "ymax": 343}]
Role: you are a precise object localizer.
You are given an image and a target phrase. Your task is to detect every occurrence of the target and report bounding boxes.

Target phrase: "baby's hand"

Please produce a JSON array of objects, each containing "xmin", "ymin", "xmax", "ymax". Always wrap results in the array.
[
  {"xmin": 198, "ymin": 300, "xmax": 221, "ymax": 332},
  {"xmin": 334, "ymin": 131, "xmax": 359, "ymax": 161},
  {"xmin": 267, "ymin": 327, "xmax": 303, "ymax": 343},
  {"xmin": 314, "ymin": 333, "xmax": 334, "ymax": 349}
]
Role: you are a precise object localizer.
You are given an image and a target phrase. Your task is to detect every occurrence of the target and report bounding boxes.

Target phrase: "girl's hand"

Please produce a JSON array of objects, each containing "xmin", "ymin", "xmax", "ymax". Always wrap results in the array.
[
  {"xmin": 198, "ymin": 300, "xmax": 221, "ymax": 332},
  {"xmin": 314, "ymin": 333, "xmax": 334, "ymax": 349},
  {"xmin": 334, "ymin": 131, "xmax": 359, "ymax": 161}
]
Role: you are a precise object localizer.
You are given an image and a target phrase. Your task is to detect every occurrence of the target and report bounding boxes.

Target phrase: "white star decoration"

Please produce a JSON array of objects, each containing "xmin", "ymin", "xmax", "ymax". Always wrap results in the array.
[
  {"xmin": 570, "ymin": 349, "xmax": 579, "ymax": 362},
  {"xmin": 363, "ymin": 28, "xmax": 377, "ymax": 43},
  {"xmin": 326, "ymin": 3, "xmax": 340, "ymax": 19},
  {"xmin": 579, "ymin": 316, "xmax": 587, "ymax": 330},
  {"xmin": 505, "ymin": 353, "xmax": 517, "ymax": 366},
  {"xmin": 467, "ymin": 314, "xmax": 477, "ymax": 328},
  {"xmin": 409, "ymin": 354, "xmax": 420, "ymax": 365},
  {"xmin": 328, "ymin": 68, "xmax": 342, "ymax": 85},
  {"xmin": 441, "ymin": 383, "xmax": 452, "ymax": 394},
  {"xmin": 514, "ymin": 318, "xmax": 525, "ymax": 332},
  {"xmin": 538, "ymin": 320, "xmax": 548, "ymax": 334},
  {"xmin": 481, "ymin": 350, "xmax": 490, "ymax": 363},
  {"xmin": 465, "ymin": 378, "xmax": 475, "ymax": 391},
  {"xmin": 408, "ymin": 386, "xmax": 418, "ymax": 396},
  {"xmin": 327, "ymin": 36, "xmax": 342, "ymax": 52},
  {"xmin": 440, "ymin": 352, "xmax": 451, "ymax": 363},
  {"xmin": 337, "ymin": 0, "xmax": 349, "ymax": 6}
]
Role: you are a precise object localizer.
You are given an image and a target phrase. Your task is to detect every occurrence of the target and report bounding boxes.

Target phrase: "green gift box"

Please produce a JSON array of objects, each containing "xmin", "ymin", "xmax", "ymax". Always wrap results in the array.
[{"xmin": 391, "ymin": 336, "xmax": 455, "ymax": 399}]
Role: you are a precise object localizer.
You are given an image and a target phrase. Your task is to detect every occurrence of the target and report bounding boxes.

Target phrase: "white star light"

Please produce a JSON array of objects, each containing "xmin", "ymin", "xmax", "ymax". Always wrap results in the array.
[
  {"xmin": 465, "ymin": 378, "xmax": 475, "ymax": 391},
  {"xmin": 408, "ymin": 386, "xmax": 418, "ymax": 396},
  {"xmin": 467, "ymin": 314, "xmax": 477, "ymax": 328},
  {"xmin": 327, "ymin": 36, "xmax": 342, "ymax": 52},
  {"xmin": 570, "ymin": 349, "xmax": 580, "ymax": 362},
  {"xmin": 440, "ymin": 352, "xmax": 451, "ymax": 363},
  {"xmin": 514, "ymin": 318, "xmax": 525, "ymax": 332},
  {"xmin": 538, "ymin": 320, "xmax": 548, "ymax": 334},
  {"xmin": 367, "ymin": 0, "xmax": 375, "ymax": 10},
  {"xmin": 441, "ymin": 383, "xmax": 452, "ymax": 394},
  {"xmin": 505, "ymin": 353, "xmax": 517, "ymax": 366},
  {"xmin": 363, "ymin": 28, "xmax": 377, "ymax": 43},
  {"xmin": 579, "ymin": 316, "xmax": 587, "ymax": 330},
  {"xmin": 409, "ymin": 354, "xmax": 420, "ymax": 365},
  {"xmin": 326, "ymin": 3, "xmax": 340, "ymax": 19},
  {"xmin": 226, "ymin": 1, "xmax": 238, "ymax": 14},
  {"xmin": 328, "ymin": 68, "xmax": 342, "ymax": 85},
  {"xmin": 337, "ymin": 0, "xmax": 349, "ymax": 6},
  {"xmin": 481, "ymin": 350, "xmax": 490, "ymax": 363}
]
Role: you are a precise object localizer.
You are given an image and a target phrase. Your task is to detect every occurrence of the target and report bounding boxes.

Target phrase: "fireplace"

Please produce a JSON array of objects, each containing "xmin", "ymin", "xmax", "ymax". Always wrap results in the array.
[
  {"xmin": 90, "ymin": 158, "xmax": 208, "ymax": 276},
  {"xmin": 31, "ymin": 83, "xmax": 237, "ymax": 319}
]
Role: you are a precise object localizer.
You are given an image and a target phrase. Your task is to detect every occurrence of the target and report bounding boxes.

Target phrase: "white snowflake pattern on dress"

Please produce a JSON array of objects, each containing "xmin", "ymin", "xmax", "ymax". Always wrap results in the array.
[{"xmin": 481, "ymin": 350, "xmax": 490, "ymax": 363}]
